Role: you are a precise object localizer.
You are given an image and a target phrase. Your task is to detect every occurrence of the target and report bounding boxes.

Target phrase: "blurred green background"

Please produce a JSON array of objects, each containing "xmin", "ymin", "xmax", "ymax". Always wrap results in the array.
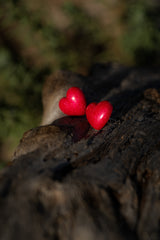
[{"xmin": 0, "ymin": 0, "xmax": 160, "ymax": 166}]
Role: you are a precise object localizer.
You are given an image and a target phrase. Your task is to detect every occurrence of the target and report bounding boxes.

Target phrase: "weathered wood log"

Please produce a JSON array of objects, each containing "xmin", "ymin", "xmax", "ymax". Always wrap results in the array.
[{"xmin": 0, "ymin": 63, "xmax": 160, "ymax": 240}]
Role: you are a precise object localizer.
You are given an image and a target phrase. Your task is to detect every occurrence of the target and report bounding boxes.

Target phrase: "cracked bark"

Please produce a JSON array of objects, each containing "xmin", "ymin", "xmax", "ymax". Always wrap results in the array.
[{"xmin": 0, "ymin": 63, "xmax": 160, "ymax": 240}]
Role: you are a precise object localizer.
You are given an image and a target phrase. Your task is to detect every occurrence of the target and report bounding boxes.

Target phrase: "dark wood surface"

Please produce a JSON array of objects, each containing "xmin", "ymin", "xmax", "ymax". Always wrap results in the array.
[{"xmin": 0, "ymin": 63, "xmax": 160, "ymax": 240}]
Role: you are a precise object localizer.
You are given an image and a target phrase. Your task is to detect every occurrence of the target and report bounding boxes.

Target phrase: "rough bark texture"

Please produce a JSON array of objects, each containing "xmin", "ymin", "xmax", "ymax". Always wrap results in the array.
[{"xmin": 0, "ymin": 63, "xmax": 160, "ymax": 240}]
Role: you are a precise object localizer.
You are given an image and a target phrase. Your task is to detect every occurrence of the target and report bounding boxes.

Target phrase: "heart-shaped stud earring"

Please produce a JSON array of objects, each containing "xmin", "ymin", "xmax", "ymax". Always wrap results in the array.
[
  {"xmin": 86, "ymin": 101, "xmax": 113, "ymax": 130},
  {"xmin": 59, "ymin": 87, "xmax": 86, "ymax": 116}
]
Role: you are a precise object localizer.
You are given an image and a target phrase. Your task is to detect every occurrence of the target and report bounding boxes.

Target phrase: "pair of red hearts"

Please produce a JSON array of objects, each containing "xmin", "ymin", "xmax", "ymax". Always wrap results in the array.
[{"xmin": 59, "ymin": 87, "xmax": 113, "ymax": 130}]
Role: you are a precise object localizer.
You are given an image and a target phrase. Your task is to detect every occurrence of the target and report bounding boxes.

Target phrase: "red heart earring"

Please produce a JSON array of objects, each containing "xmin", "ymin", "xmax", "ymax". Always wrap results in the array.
[
  {"xmin": 59, "ymin": 87, "xmax": 86, "ymax": 116},
  {"xmin": 59, "ymin": 87, "xmax": 113, "ymax": 130},
  {"xmin": 86, "ymin": 101, "xmax": 113, "ymax": 130}
]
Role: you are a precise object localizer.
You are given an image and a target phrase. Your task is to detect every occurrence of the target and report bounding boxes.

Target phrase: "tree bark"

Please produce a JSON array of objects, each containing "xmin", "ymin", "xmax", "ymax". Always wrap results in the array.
[{"xmin": 0, "ymin": 63, "xmax": 160, "ymax": 240}]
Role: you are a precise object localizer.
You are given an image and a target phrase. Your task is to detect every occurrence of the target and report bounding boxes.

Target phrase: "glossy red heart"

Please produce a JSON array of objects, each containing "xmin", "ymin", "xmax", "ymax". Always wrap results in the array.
[
  {"xmin": 59, "ymin": 87, "xmax": 86, "ymax": 116},
  {"xmin": 86, "ymin": 101, "xmax": 113, "ymax": 130}
]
